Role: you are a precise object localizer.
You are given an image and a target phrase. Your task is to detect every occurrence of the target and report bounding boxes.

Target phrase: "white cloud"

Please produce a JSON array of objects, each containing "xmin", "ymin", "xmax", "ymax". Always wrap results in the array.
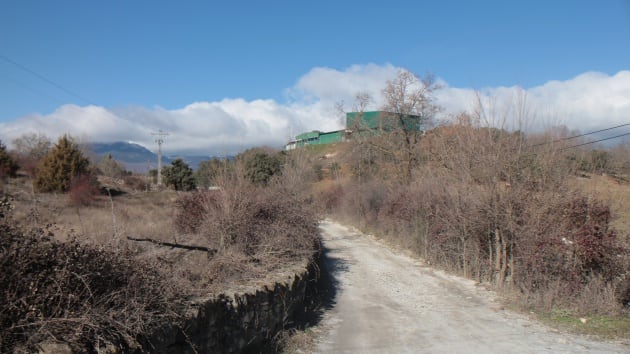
[
  {"xmin": 435, "ymin": 71, "xmax": 630, "ymax": 134},
  {"xmin": 288, "ymin": 63, "xmax": 400, "ymax": 108},
  {"xmin": 1, "ymin": 65, "xmax": 629, "ymax": 156}
]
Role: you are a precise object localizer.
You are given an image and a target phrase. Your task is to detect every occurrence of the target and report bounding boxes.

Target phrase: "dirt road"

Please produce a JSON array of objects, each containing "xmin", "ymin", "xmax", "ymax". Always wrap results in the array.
[{"xmin": 312, "ymin": 220, "xmax": 628, "ymax": 354}]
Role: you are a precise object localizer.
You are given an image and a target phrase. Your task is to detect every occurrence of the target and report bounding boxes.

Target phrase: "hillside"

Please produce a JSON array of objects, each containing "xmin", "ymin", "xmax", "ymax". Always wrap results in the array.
[{"xmin": 90, "ymin": 141, "xmax": 219, "ymax": 172}]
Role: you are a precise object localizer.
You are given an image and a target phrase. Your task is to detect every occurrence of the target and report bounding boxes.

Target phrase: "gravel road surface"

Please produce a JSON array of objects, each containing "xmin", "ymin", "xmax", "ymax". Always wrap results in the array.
[{"xmin": 312, "ymin": 220, "xmax": 629, "ymax": 354}]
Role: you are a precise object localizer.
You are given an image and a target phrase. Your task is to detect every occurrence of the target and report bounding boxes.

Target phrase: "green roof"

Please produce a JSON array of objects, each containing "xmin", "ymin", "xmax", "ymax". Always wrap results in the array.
[{"xmin": 296, "ymin": 131, "xmax": 321, "ymax": 140}]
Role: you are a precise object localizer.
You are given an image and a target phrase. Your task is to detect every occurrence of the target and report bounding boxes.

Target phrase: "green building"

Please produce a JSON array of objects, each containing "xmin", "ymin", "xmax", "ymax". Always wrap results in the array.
[
  {"xmin": 285, "ymin": 130, "xmax": 347, "ymax": 150},
  {"xmin": 285, "ymin": 111, "xmax": 423, "ymax": 150}
]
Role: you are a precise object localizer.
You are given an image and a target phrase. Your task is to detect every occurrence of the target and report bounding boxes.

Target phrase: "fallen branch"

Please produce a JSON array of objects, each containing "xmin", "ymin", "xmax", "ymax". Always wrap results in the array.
[{"xmin": 126, "ymin": 236, "xmax": 216, "ymax": 254}]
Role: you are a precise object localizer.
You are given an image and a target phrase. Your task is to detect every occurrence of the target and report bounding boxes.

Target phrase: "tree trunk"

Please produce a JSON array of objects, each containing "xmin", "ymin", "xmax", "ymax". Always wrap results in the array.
[
  {"xmin": 494, "ymin": 228, "xmax": 503, "ymax": 286},
  {"xmin": 500, "ymin": 234, "xmax": 508, "ymax": 285}
]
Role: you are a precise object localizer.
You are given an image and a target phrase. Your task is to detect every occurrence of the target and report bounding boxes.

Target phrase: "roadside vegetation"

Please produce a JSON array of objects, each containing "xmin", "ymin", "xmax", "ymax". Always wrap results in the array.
[
  {"xmin": 307, "ymin": 70, "xmax": 629, "ymax": 338},
  {"xmin": 1, "ymin": 69, "xmax": 628, "ymax": 349},
  {"xmin": 0, "ymin": 136, "xmax": 319, "ymax": 352}
]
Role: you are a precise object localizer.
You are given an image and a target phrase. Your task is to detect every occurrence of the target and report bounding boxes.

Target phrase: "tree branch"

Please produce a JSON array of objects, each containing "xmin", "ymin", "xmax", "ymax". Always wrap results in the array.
[{"xmin": 126, "ymin": 236, "xmax": 216, "ymax": 254}]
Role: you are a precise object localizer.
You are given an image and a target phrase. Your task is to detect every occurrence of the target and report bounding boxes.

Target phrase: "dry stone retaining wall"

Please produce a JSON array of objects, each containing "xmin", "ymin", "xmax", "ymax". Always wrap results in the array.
[{"xmin": 147, "ymin": 257, "xmax": 320, "ymax": 353}]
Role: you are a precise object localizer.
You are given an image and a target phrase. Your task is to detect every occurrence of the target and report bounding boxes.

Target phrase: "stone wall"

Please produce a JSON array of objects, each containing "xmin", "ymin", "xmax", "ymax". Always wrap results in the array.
[{"xmin": 146, "ymin": 256, "xmax": 320, "ymax": 353}]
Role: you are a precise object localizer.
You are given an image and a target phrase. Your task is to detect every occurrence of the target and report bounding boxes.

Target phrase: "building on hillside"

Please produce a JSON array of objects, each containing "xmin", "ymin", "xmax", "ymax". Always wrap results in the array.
[
  {"xmin": 285, "ymin": 129, "xmax": 348, "ymax": 150},
  {"xmin": 285, "ymin": 111, "xmax": 423, "ymax": 150}
]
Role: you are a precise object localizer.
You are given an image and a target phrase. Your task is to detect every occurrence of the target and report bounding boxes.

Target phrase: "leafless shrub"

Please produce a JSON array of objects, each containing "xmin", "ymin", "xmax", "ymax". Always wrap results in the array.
[
  {"xmin": 174, "ymin": 190, "xmax": 221, "ymax": 234},
  {"xmin": 123, "ymin": 175, "xmax": 150, "ymax": 192},
  {"xmin": 574, "ymin": 276, "xmax": 620, "ymax": 316},
  {"xmin": 312, "ymin": 180, "xmax": 345, "ymax": 214},
  {"xmin": 275, "ymin": 328, "xmax": 316, "ymax": 353},
  {"xmin": 68, "ymin": 173, "xmax": 100, "ymax": 207},
  {"xmin": 172, "ymin": 156, "xmax": 320, "ymax": 288},
  {"xmin": 338, "ymin": 180, "xmax": 387, "ymax": 228},
  {"xmin": 330, "ymin": 111, "xmax": 629, "ymax": 314},
  {"xmin": 0, "ymin": 221, "xmax": 184, "ymax": 352}
]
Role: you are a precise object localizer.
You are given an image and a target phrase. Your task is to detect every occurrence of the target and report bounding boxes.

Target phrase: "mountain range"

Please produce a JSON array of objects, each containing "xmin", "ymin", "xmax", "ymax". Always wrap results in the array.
[{"xmin": 90, "ymin": 142, "xmax": 216, "ymax": 173}]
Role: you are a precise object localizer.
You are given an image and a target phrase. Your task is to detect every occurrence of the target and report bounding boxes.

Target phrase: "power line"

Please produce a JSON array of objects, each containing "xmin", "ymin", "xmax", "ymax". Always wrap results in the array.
[
  {"xmin": 0, "ymin": 53, "xmax": 96, "ymax": 105},
  {"xmin": 531, "ymin": 122, "xmax": 630, "ymax": 147},
  {"xmin": 558, "ymin": 131, "xmax": 630, "ymax": 151},
  {"xmin": 0, "ymin": 72, "xmax": 62, "ymax": 104}
]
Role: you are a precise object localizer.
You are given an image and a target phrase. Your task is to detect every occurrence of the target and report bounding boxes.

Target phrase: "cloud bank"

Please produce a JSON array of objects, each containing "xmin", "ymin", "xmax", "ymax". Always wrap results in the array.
[{"xmin": 1, "ymin": 65, "xmax": 629, "ymax": 155}]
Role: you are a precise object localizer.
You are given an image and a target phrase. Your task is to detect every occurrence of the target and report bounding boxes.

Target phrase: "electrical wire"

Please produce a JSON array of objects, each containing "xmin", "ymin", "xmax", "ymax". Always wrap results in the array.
[
  {"xmin": 531, "ymin": 122, "xmax": 630, "ymax": 147},
  {"xmin": 0, "ymin": 53, "xmax": 96, "ymax": 106},
  {"xmin": 558, "ymin": 131, "xmax": 630, "ymax": 151}
]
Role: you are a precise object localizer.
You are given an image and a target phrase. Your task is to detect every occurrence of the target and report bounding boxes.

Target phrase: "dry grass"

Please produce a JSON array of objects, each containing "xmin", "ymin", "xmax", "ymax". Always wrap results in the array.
[
  {"xmin": 275, "ymin": 328, "xmax": 317, "ymax": 353},
  {"xmin": 571, "ymin": 174, "xmax": 630, "ymax": 237},
  {"xmin": 6, "ymin": 176, "xmax": 178, "ymax": 245},
  {"xmin": 2, "ymin": 167, "xmax": 321, "ymax": 351},
  {"xmin": 5, "ymin": 174, "xmax": 317, "ymax": 293}
]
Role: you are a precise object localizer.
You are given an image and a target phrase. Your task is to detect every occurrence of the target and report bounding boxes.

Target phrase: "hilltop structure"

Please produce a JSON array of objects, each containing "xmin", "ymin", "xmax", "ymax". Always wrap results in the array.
[{"xmin": 285, "ymin": 111, "xmax": 423, "ymax": 150}]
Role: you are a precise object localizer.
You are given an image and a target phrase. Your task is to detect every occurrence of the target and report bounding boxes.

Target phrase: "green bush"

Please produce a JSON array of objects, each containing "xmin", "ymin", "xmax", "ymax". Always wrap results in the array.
[
  {"xmin": 244, "ymin": 152, "xmax": 282, "ymax": 186},
  {"xmin": 0, "ymin": 140, "xmax": 18, "ymax": 179},
  {"xmin": 34, "ymin": 135, "xmax": 92, "ymax": 193},
  {"xmin": 162, "ymin": 158, "xmax": 196, "ymax": 191}
]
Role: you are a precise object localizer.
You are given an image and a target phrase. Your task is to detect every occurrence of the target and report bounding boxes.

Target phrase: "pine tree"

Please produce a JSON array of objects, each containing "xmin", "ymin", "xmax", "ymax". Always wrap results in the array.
[
  {"xmin": 0, "ymin": 140, "xmax": 18, "ymax": 179},
  {"xmin": 245, "ymin": 152, "xmax": 282, "ymax": 186},
  {"xmin": 34, "ymin": 135, "xmax": 92, "ymax": 193},
  {"xmin": 162, "ymin": 158, "xmax": 196, "ymax": 191}
]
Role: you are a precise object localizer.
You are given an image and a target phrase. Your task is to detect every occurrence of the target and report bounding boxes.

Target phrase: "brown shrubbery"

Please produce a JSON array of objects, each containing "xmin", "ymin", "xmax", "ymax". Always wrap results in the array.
[
  {"xmin": 1, "ymin": 141, "xmax": 320, "ymax": 351},
  {"xmin": 317, "ymin": 114, "xmax": 630, "ymax": 315},
  {"xmin": 68, "ymin": 173, "xmax": 100, "ymax": 206},
  {"xmin": 174, "ymin": 157, "xmax": 319, "ymax": 286},
  {"xmin": 0, "ymin": 217, "xmax": 183, "ymax": 353}
]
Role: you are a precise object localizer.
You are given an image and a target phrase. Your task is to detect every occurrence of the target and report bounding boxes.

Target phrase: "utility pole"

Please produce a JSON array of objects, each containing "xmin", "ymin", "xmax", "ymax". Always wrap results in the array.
[{"xmin": 151, "ymin": 129, "xmax": 169, "ymax": 186}]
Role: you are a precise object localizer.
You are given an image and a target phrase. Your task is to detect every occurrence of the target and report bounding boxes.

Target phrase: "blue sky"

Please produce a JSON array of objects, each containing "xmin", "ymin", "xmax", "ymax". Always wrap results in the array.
[{"xmin": 1, "ymin": 1, "xmax": 629, "ymax": 154}]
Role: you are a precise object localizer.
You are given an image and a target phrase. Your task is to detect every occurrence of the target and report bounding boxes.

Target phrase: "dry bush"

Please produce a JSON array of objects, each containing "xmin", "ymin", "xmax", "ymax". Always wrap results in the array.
[
  {"xmin": 311, "ymin": 180, "xmax": 345, "ymax": 214},
  {"xmin": 172, "ymin": 156, "xmax": 320, "ymax": 287},
  {"xmin": 123, "ymin": 175, "xmax": 151, "ymax": 192},
  {"xmin": 68, "ymin": 173, "xmax": 100, "ymax": 207},
  {"xmin": 331, "ymin": 113, "xmax": 629, "ymax": 314},
  {"xmin": 574, "ymin": 276, "xmax": 621, "ymax": 316},
  {"xmin": 2, "ymin": 153, "xmax": 321, "ymax": 351},
  {"xmin": 0, "ymin": 220, "xmax": 184, "ymax": 352},
  {"xmin": 337, "ymin": 179, "xmax": 388, "ymax": 228},
  {"xmin": 275, "ymin": 328, "xmax": 316, "ymax": 353},
  {"xmin": 174, "ymin": 190, "xmax": 221, "ymax": 234}
]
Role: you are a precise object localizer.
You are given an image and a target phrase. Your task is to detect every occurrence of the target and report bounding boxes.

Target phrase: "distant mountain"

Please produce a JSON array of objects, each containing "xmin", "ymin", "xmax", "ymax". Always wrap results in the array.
[
  {"xmin": 91, "ymin": 142, "xmax": 160, "ymax": 163},
  {"xmin": 166, "ymin": 155, "xmax": 219, "ymax": 170},
  {"xmin": 91, "ymin": 142, "xmax": 168, "ymax": 173},
  {"xmin": 90, "ymin": 142, "xmax": 224, "ymax": 172}
]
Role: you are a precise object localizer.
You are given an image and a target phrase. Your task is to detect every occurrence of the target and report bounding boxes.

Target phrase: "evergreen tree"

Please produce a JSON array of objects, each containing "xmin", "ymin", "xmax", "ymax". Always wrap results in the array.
[
  {"xmin": 162, "ymin": 158, "xmax": 196, "ymax": 191},
  {"xmin": 195, "ymin": 158, "xmax": 229, "ymax": 188},
  {"xmin": 34, "ymin": 135, "xmax": 92, "ymax": 192},
  {"xmin": 0, "ymin": 140, "xmax": 18, "ymax": 179},
  {"xmin": 245, "ymin": 152, "xmax": 282, "ymax": 186}
]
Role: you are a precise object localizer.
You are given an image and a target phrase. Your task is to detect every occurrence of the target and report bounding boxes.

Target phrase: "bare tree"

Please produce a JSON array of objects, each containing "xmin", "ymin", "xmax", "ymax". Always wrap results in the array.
[
  {"xmin": 12, "ymin": 133, "xmax": 52, "ymax": 160},
  {"xmin": 380, "ymin": 70, "xmax": 441, "ymax": 183},
  {"xmin": 11, "ymin": 133, "xmax": 52, "ymax": 176}
]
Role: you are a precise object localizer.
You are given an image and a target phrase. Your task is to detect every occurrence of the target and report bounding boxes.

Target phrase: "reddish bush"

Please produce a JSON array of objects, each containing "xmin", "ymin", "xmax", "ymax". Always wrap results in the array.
[
  {"xmin": 315, "ymin": 182, "xmax": 345, "ymax": 213},
  {"xmin": 68, "ymin": 174, "xmax": 100, "ymax": 206},
  {"xmin": 174, "ymin": 191, "xmax": 221, "ymax": 233}
]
